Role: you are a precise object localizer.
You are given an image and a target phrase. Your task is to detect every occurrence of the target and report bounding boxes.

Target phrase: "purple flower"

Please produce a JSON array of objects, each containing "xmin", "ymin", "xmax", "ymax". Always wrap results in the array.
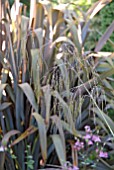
[
  {"xmin": 0, "ymin": 146, "xmax": 4, "ymax": 152},
  {"xmin": 84, "ymin": 134, "xmax": 92, "ymax": 140},
  {"xmin": 88, "ymin": 140, "xmax": 93, "ymax": 145},
  {"xmin": 99, "ymin": 151, "xmax": 108, "ymax": 158},
  {"xmin": 92, "ymin": 135, "xmax": 101, "ymax": 143},
  {"xmin": 68, "ymin": 166, "xmax": 79, "ymax": 170},
  {"xmin": 96, "ymin": 148, "xmax": 99, "ymax": 153},
  {"xmin": 74, "ymin": 140, "xmax": 84, "ymax": 151},
  {"xmin": 72, "ymin": 166, "xmax": 79, "ymax": 170},
  {"xmin": 84, "ymin": 125, "xmax": 91, "ymax": 133}
]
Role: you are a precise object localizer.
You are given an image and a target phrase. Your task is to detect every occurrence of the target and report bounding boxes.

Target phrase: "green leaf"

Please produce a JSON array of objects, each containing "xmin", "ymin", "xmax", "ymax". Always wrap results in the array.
[
  {"xmin": 51, "ymin": 134, "xmax": 66, "ymax": 166},
  {"xmin": 32, "ymin": 112, "xmax": 47, "ymax": 162},
  {"xmin": 19, "ymin": 83, "xmax": 38, "ymax": 112},
  {"xmin": 28, "ymin": 164, "xmax": 34, "ymax": 169},
  {"xmin": 99, "ymin": 68, "xmax": 114, "ymax": 80}
]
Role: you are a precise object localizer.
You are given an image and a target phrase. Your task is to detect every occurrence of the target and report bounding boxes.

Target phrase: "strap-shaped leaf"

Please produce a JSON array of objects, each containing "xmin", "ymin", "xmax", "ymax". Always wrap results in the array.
[
  {"xmin": 42, "ymin": 85, "xmax": 51, "ymax": 124},
  {"xmin": 0, "ymin": 151, "xmax": 5, "ymax": 170},
  {"xmin": 95, "ymin": 21, "xmax": 114, "ymax": 52},
  {"xmin": 31, "ymin": 49, "xmax": 41, "ymax": 99},
  {"xmin": 51, "ymin": 36, "xmax": 75, "ymax": 48},
  {"xmin": 32, "ymin": 112, "xmax": 47, "ymax": 162},
  {"xmin": 19, "ymin": 83, "xmax": 38, "ymax": 112},
  {"xmin": 82, "ymin": 0, "xmax": 112, "ymax": 45},
  {"xmin": 0, "ymin": 84, "xmax": 15, "ymax": 103},
  {"xmin": 2, "ymin": 130, "xmax": 20, "ymax": 146},
  {"xmin": 51, "ymin": 134, "xmax": 66, "ymax": 166},
  {"xmin": 52, "ymin": 90, "xmax": 74, "ymax": 127},
  {"xmin": 92, "ymin": 107, "xmax": 114, "ymax": 137},
  {"xmin": 61, "ymin": 120, "xmax": 79, "ymax": 137},
  {"xmin": 3, "ymin": 20, "xmax": 17, "ymax": 83},
  {"xmin": 51, "ymin": 115, "xmax": 66, "ymax": 157},
  {"xmin": 87, "ymin": 0, "xmax": 112, "ymax": 19},
  {"xmin": 0, "ymin": 102, "xmax": 12, "ymax": 111},
  {"xmin": 10, "ymin": 126, "xmax": 37, "ymax": 147}
]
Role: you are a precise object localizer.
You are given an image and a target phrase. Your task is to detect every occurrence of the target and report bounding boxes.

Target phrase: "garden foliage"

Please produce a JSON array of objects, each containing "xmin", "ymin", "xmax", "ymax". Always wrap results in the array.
[
  {"xmin": 99, "ymin": 1, "xmax": 114, "ymax": 51},
  {"xmin": 0, "ymin": 0, "xmax": 114, "ymax": 170}
]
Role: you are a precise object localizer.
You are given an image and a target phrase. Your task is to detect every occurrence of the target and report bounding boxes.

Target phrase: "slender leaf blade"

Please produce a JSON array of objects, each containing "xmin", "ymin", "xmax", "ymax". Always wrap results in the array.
[
  {"xmin": 32, "ymin": 112, "xmax": 47, "ymax": 162},
  {"xmin": 2, "ymin": 130, "xmax": 20, "ymax": 146},
  {"xmin": 19, "ymin": 83, "xmax": 38, "ymax": 112},
  {"xmin": 51, "ymin": 134, "xmax": 66, "ymax": 166},
  {"xmin": 0, "ymin": 102, "xmax": 12, "ymax": 111},
  {"xmin": 95, "ymin": 21, "xmax": 114, "ymax": 52}
]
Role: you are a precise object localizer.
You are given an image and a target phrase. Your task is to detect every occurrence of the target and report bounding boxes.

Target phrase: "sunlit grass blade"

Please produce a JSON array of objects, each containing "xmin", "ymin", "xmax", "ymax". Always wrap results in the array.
[
  {"xmin": 10, "ymin": 126, "xmax": 37, "ymax": 147},
  {"xmin": 51, "ymin": 36, "xmax": 75, "ymax": 48},
  {"xmin": 29, "ymin": 0, "xmax": 36, "ymax": 29},
  {"xmin": 87, "ymin": 0, "xmax": 112, "ymax": 19}
]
